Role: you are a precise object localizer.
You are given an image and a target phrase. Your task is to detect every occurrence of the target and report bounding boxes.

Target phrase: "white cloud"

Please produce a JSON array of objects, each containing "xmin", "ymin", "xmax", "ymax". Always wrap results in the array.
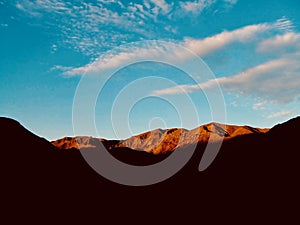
[
  {"xmin": 15, "ymin": 0, "xmax": 158, "ymax": 56},
  {"xmin": 230, "ymin": 101, "xmax": 238, "ymax": 107},
  {"xmin": 67, "ymin": 22, "xmax": 275, "ymax": 75},
  {"xmin": 98, "ymin": 0, "xmax": 119, "ymax": 4},
  {"xmin": 144, "ymin": 1, "xmax": 151, "ymax": 9},
  {"xmin": 50, "ymin": 65, "xmax": 73, "ymax": 72},
  {"xmin": 257, "ymin": 32, "xmax": 300, "ymax": 52},
  {"xmin": 15, "ymin": 3, "xmax": 24, "ymax": 10},
  {"xmin": 14, "ymin": 0, "xmax": 243, "ymax": 57},
  {"xmin": 253, "ymin": 101, "xmax": 268, "ymax": 110},
  {"xmin": 66, "ymin": 41, "xmax": 185, "ymax": 75},
  {"xmin": 180, "ymin": 0, "xmax": 215, "ymax": 14},
  {"xmin": 274, "ymin": 17, "xmax": 294, "ymax": 32},
  {"xmin": 267, "ymin": 111, "xmax": 294, "ymax": 119},
  {"xmin": 150, "ymin": 0, "xmax": 172, "ymax": 14},
  {"xmin": 129, "ymin": 3, "xmax": 155, "ymax": 20},
  {"xmin": 35, "ymin": 0, "xmax": 70, "ymax": 12},
  {"xmin": 16, "ymin": 0, "xmax": 70, "ymax": 14},
  {"xmin": 153, "ymin": 56, "xmax": 300, "ymax": 104},
  {"xmin": 183, "ymin": 23, "xmax": 270, "ymax": 56},
  {"xmin": 224, "ymin": 0, "xmax": 237, "ymax": 4}
]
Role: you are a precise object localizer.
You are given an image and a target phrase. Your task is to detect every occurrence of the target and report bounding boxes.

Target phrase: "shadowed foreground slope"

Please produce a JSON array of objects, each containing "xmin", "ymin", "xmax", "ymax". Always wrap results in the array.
[{"xmin": 1, "ymin": 117, "xmax": 299, "ymax": 223}]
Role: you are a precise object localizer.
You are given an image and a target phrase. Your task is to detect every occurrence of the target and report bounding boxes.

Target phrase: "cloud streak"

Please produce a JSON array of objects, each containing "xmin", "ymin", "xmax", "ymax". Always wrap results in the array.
[
  {"xmin": 66, "ymin": 42, "xmax": 176, "ymax": 75},
  {"xmin": 183, "ymin": 23, "xmax": 270, "ymax": 56},
  {"xmin": 66, "ymin": 22, "xmax": 277, "ymax": 75},
  {"xmin": 267, "ymin": 111, "xmax": 294, "ymax": 119},
  {"xmin": 153, "ymin": 56, "xmax": 300, "ymax": 104},
  {"xmin": 252, "ymin": 101, "xmax": 268, "ymax": 110},
  {"xmin": 13, "ymin": 0, "xmax": 242, "ymax": 57},
  {"xmin": 150, "ymin": 0, "xmax": 173, "ymax": 14},
  {"xmin": 274, "ymin": 16, "xmax": 295, "ymax": 32},
  {"xmin": 14, "ymin": 0, "xmax": 166, "ymax": 56},
  {"xmin": 180, "ymin": 0, "xmax": 216, "ymax": 14},
  {"xmin": 257, "ymin": 32, "xmax": 300, "ymax": 52}
]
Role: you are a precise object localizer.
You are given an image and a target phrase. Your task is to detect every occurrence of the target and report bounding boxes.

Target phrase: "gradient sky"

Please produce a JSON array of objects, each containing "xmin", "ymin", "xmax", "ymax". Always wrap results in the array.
[{"xmin": 1, "ymin": 0, "xmax": 300, "ymax": 140}]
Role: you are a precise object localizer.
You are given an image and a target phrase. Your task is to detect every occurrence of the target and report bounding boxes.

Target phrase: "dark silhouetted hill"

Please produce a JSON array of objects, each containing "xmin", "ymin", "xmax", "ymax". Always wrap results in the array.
[{"xmin": 1, "ymin": 117, "xmax": 299, "ymax": 224}]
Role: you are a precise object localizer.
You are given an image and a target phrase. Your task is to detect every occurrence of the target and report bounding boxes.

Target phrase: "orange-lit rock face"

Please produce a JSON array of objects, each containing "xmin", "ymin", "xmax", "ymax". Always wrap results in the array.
[{"xmin": 51, "ymin": 123, "xmax": 269, "ymax": 154}]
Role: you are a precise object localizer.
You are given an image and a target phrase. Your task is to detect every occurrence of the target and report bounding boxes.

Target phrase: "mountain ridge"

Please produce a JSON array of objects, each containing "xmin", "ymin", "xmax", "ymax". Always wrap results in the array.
[{"xmin": 52, "ymin": 122, "xmax": 269, "ymax": 154}]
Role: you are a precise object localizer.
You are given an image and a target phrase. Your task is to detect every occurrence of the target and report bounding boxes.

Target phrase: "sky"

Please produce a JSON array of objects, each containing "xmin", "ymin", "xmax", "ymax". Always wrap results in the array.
[{"xmin": 1, "ymin": 0, "xmax": 300, "ymax": 140}]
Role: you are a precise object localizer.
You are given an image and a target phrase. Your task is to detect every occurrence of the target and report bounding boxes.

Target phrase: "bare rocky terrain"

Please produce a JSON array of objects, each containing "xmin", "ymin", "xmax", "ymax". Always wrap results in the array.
[{"xmin": 52, "ymin": 122, "xmax": 269, "ymax": 154}]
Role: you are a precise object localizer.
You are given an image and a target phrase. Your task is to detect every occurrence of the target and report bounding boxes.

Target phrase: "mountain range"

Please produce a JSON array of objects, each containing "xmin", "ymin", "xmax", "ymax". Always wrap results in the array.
[
  {"xmin": 51, "ymin": 122, "xmax": 269, "ymax": 154},
  {"xmin": 1, "ymin": 116, "xmax": 299, "ymax": 223}
]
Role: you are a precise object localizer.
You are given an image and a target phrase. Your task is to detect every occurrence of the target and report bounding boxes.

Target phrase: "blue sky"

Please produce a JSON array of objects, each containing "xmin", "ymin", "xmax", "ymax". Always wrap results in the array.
[{"xmin": 1, "ymin": 0, "xmax": 300, "ymax": 140}]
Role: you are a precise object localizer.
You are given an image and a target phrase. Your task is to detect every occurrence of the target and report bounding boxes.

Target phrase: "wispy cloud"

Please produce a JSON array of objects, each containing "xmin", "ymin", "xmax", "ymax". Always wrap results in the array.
[
  {"xmin": 180, "ymin": 0, "xmax": 216, "ymax": 14},
  {"xmin": 274, "ymin": 16, "xmax": 294, "ymax": 32},
  {"xmin": 253, "ymin": 101, "xmax": 268, "ymax": 110},
  {"xmin": 257, "ymin": 32, "xmax": 300, "ymax": 52},
  {"xmin": 267, "ymin": 111, "xmax": 294, "ymax": 119},
  {"xmin": 65, "ymin": 41, "xmax": 185, "ymax": 75},
  {"xmin": 15, "ymin": 0, "xmax": 70, "ymax": 16},
  {"xmin": 14, "ymin": 0, "xmax": 162, "ymax": 56},
  {"xmin": 179, "ymin": 0, "xmax": 238, "ymax": 14},
  {"xmin": 50, "ymin": 65, "xmax": 73, "ymax": 72},
  {"xmin": 13, "ymin": 0, "xmax": 240, "ymax": 57},
  {"xmin": 66, "ymin": 21, "xmax": 278, "ymax": 75},
  {"xmin": 224, "ymin": 0, "xmax": 237, "ymax": 4},
  {"xmin": 183, "ymin": 23, "xmax": 270, "ymax": 56},
  {"xmin": 153, "ymin": 56, "xmax": 300, "ymax": 104},
  {"xmin": 150, "ymin": 0, "xmax": 173, "ymax": 14}
]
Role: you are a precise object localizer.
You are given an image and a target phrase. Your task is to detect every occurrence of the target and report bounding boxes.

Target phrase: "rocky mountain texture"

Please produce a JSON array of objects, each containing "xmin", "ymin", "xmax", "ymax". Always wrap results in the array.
[{"xmin": 52, "ymin": 122, "xmax": 269, "ymax": 154}]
